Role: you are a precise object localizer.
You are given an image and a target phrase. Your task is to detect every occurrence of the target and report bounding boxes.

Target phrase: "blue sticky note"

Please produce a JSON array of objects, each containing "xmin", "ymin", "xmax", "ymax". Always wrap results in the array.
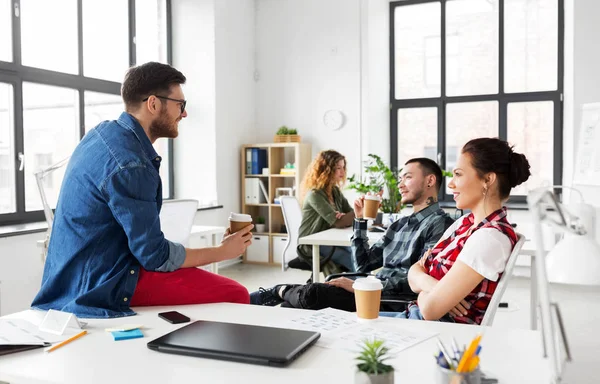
[{"xmin": 111, "ymin": 329, "xmax": 143, "ymax": 341}]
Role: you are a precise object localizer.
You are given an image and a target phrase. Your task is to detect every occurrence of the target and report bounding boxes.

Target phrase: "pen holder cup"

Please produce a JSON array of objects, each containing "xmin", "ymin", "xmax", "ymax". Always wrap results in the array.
[{"xmin": 436, "ymin": 366, "xmax": 481, "ymax": 384}]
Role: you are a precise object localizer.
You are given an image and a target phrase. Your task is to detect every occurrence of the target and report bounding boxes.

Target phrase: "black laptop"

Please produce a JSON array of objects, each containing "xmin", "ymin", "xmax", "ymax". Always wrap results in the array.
[{"xmin": 147, "ymin": 320, "xmax": 320, "ymax": 367}]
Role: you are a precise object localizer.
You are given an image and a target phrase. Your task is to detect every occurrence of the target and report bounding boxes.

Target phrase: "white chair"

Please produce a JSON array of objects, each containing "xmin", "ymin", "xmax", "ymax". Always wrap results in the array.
[
  {"xmin": 159, "ymin": 199, "xmax": 199, "ymax": 247},
  {"xmin": 480, "ymin": 232, "xmax": 526, "ymax": 326},
  {"xmin": 280, "ymin": 196, "xmax": 303, "ymax": 272},
  {"xmin": 280, "ymin": 196, "xmax": 337, "ymax": 282}
]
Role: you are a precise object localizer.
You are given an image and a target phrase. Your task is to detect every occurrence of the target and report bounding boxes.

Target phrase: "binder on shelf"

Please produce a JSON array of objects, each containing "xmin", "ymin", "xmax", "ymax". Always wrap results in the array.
[
  {"xmin": 244, "ymin": 178, "xmax": 261, "ymax": 204},
  {"xmin": 245, "ymin": 148, "xmax": 252, "ymax": 174},
  {"xmin": 250, "ymin": 148, "xmax": 267, "ymax": 175}
]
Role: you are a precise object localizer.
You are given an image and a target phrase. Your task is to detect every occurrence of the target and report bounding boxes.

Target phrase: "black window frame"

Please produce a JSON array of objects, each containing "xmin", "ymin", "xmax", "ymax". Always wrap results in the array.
[
  {"xmin": 389, "ymin": 0, "xmax": 564, "ymax": 205},
  {"xmin": 0, "ymin": 0, "xmax": 174, "ymax": 226}
]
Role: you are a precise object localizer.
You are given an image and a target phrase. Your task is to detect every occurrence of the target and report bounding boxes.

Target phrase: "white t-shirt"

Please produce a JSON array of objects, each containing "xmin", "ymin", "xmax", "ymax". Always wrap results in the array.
[{"xmin": 433, "ymin": 216, "xmax": 512, "ymax": 281}]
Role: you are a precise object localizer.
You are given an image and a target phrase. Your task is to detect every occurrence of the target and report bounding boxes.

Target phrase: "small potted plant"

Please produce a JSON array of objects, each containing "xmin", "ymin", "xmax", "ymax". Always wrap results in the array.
[
  {"xmin": 255, "ymin": 216, "xmax": 266, "ymax": 233},
  {"xmin": 354, "ymin": 339, "xmax": 394, "ymax": 384},
  {"xmin": 274, "ymin": 126, "xmax": 301, "ymax": 143}
]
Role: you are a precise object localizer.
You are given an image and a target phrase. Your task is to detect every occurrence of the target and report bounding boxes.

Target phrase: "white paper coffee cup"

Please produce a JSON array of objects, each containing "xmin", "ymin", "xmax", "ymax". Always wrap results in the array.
[
  {"xmin": 353, "ymin": 276, "xmax": 383, "ymax": 321},
  {"xmin": 229, "ymin": 213, "xmax": 252, "ymax": 233},
  {"xmin": 363, "ymin": 194, "xmax": 381, "ymax": 220}
]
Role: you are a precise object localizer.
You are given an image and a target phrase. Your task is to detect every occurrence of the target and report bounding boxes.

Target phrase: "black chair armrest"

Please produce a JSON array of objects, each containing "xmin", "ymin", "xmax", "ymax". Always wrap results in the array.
[
  {"xmin": 324, "ymin": 272, "xmax": 370, "ymax": 282},
  {"xmin": 380, "ymin": 293, "xmax": 417, "ymax": 304}
]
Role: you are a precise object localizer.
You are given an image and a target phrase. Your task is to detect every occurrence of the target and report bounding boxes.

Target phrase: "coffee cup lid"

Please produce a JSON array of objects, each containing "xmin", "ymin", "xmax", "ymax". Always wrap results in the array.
[
  {"xmin": 229, "ymin": 213, "xmax": 252, "ymax": 222},
  {"xmin": 365, "ymin": 194, "xmax": 381, "ymax": 201},
  {"xmin": 352, "ymin": 276, "xmax": 383, "ymax": 291}
]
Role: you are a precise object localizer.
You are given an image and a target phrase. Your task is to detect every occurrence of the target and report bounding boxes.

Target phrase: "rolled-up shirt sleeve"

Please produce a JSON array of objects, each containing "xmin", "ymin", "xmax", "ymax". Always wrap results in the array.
[
  {"xmin": 155, "ymin": 240, "xmax": 186, "ymax": 272},
  {"xmin": 102, "ymin": 165, "xmax": 184, "ymax": 272}
]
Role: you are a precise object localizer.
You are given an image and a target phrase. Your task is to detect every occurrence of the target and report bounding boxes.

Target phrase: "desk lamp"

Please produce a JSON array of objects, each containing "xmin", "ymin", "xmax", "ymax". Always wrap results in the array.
[{"xmin": 34, "ymin": 157, "xmax": 70, "ymax": 261}]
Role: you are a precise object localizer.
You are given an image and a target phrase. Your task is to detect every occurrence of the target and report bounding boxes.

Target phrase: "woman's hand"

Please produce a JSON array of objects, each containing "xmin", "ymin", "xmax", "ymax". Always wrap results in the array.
[
  {"xmin": 335, "ymin": 211, "xmax": 346, "ymax": 220},
  {"xmin": 448, "ymin": 299, "xmax": 470, "ymax": 318},
  {"xmin": 325, "ymin": 277, "xmax": 355, "ymax": 293}
]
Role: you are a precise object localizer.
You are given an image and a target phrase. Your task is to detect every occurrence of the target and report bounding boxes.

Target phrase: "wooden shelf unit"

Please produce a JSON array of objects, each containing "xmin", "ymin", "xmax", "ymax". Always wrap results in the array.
[{"xmin": 241, "ymin": 142, "xmax": 311, "ymax": 264}]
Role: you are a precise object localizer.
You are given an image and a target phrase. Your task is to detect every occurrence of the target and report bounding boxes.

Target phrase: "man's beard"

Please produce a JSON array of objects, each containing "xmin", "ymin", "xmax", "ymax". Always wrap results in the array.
[
  {"xmin": 401, "ymin": 188, "xmax": 424, "ymax": 205},
  {"xmin": 149, "ymin": 109, "xmax": 179, "ymax": 139}
]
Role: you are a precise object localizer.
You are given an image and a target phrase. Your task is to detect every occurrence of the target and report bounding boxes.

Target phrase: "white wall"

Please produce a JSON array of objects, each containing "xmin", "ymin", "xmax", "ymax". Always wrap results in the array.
[
  {"xmin": 0, "ymin": 234, "xmax": 45, "ymax": 315},
  {"xmin": 255, "ymin": 0, "xmax": 364, "ymax": 182},
  {"xmin": 172, "ymin": 0, "xmax": 256, "ymax": 227},
  {"xmin": 171, "ymin": 0, "xmax": 218, "ymax": 206},
  {"xmin": 569, "ymin": 0, "xmax": 600, "ymax": 208}
]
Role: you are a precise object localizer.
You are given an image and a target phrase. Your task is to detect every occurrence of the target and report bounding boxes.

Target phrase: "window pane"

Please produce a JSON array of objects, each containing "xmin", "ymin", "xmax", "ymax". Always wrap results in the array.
[
  {"xmin": 505, "ymin": 0, "xmax": 558, "ymax": 92},
  {"xmin": 446, "ymin": 0, "xmax": 499, "ymax": 96},
  {"xmin": 0, "ymin": 83, "xmax": 15, "ymax": 213},
  {"xmin": 83, "ymin": 0, "xmax": 129, "ymax": 82},
  {"xmin": 446, "ymin": 101, "xmax": 499, "ymax": 194},
  {"xmin": 136, "ymin": 0, "xmax": 168, "ymax": 64},
  {"xmin": 507, "ymin": 101, "xmax": 553, "ymax": 195},
  {"xmin": 21, "ymin": 0, "xmax": 77, "ymax": 74},
  {"xmin": 23, "ymin": 83, "xmax": 80, "ymax": 212},
  {"xmin": 394, "ymin": 3, "xmax": 441, "ymax": 99},
  {"xmin": 0, "ymin": 0, "xmax": 11, "ymax": 62},
  {"xmin": 84, "ymin": 92, "xmax": 123, "ymax": 133},
  {"xmin": 397, "ymin": 108, "xmax": 438, "ymax": 164},
  {"xmin": 153, "ymin": 139, "xmax": 170, "ymax": 198}
]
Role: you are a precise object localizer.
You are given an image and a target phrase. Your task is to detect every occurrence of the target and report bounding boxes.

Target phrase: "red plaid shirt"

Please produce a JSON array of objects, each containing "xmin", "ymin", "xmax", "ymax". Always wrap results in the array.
[{"xmin": 422, "ymin": 207, "xmax": 517, "ymax": 325}]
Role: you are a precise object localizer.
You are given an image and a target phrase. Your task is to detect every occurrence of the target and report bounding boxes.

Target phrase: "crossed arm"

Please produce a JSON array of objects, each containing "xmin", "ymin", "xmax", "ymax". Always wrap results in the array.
[{"xmin": 408, "ymin": 257, "xmax": 485, "ymax": 321}]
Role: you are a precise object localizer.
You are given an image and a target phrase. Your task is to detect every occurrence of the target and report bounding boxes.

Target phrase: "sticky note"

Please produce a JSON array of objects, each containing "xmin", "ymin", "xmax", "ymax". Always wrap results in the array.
[{"xmin": 111, "ymin": 329, "xmax": 144, "ymax": 341}]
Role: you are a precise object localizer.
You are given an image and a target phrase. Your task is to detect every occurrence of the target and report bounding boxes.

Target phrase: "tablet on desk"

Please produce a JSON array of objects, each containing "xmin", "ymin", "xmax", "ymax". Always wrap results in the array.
[{"xmin": 147, "ymin": 320, "xmax": 320, "ymax": 367}]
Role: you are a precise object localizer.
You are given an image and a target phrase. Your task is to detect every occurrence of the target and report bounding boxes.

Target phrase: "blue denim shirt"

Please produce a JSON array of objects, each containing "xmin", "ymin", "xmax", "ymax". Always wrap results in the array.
[{"xmin": 31, "ymin": 112, "xmax": 186, "ymax": 318}]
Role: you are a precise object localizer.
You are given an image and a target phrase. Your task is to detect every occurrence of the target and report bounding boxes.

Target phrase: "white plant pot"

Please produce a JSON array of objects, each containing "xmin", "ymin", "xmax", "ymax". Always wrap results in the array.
[
  {"xmin": 381, "ymin": 213, "xmax": 391, "ymax": 227},
  {"xmin": 255, "ymin": 224, "xmax": 266, "ymax": 233},
  {"xmin": 354, "ymin": 370, "xmax": 394, "ymax": 384}
]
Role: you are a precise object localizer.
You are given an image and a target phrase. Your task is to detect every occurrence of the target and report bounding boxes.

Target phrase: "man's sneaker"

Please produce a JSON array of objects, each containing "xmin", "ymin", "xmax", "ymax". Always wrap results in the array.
[{"xmin": 250, "ymin": 285, "xmax": 286, "ymax": 306}]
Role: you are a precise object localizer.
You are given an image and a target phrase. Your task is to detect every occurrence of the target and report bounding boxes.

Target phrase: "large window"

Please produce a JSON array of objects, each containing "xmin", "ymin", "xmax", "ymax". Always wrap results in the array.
[
  {"xmin": 0, "ymin": 0, "xmax": 173, "ymax": 225},
  {"xmin": 390, "ymin": 0, "xmax": 563, "ymax": 203}
]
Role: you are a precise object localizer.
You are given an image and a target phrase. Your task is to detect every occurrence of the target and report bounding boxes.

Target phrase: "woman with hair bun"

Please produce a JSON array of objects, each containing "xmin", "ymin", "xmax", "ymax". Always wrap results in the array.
[{"xmin": 382, "ymin": 137, "xmax": 531, "ymax": 324}]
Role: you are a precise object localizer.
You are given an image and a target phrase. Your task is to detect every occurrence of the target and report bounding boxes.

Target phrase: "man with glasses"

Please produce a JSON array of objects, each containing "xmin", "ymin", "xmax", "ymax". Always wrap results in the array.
[{"xmin": 32, "ymin": 62, "xmax": 251, "ymax": 318}]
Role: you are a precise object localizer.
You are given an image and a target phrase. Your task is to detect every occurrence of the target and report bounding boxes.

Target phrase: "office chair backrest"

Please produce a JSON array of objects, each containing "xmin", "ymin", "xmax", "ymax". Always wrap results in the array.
[
  {"xmin": 159, "ymin": 199, "xmax": 199, "ymax": 247},
  {"xmin": 280, "ymin": 196, "xmax": 302, "ymax": 271},
  {"xmin": 480, "ymin": 232, "xmax": 526, "ymax": 326}
]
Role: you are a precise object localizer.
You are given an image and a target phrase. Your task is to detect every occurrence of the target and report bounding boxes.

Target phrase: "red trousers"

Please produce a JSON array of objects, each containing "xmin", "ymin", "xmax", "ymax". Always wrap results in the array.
[{"xmin": 130, "ymin": 267, "xmax": 250, "ymax": 307}]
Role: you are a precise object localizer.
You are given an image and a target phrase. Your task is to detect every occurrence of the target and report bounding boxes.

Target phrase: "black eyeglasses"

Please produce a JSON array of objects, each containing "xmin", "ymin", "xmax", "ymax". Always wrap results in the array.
[{"xmin": 143, "ymin": 95, "xmax": 186, "ymax": 114}]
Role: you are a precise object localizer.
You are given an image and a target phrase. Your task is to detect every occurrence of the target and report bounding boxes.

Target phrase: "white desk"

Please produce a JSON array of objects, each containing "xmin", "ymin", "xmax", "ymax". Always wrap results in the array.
[
  {"xmin": 190, "ymin": 225, "xmax": 225, "ymax": 274},
  {"xmin": 0, "ymin": 304, "xmax": 550, "ymax": 384},
  {"xmin": 298, "ymin": 228, "xmax": 385, "ymax": 282}
]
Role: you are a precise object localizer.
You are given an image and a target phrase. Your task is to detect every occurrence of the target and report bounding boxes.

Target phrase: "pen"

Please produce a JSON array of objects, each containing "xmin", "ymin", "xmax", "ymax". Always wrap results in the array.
[
  {"xmin": 451, "ymin": 337, "xmax": 461, "ymax": 362},
  {"xmin": 436, "ymin": 338, "xmax": 454, "ymax": 370},
  {"xmin": 46, "ymin": 330, "xmax": 88, "ymax": 353}
]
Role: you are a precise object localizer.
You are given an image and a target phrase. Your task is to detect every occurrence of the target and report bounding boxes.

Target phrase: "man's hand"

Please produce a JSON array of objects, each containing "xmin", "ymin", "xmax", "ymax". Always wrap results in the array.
[
  {"xmin": 449, "ymin": 299, "xmax": 470, "ymax": 318},
  {"xmin": 354, "ymin": 191, "xmax": 384, "ymax": 218},
  {"xmin": 219, "ymin": 225, "xmax": 254, "ymax": 260},
  {"xmin": 325, "ymin": 277, "xmax": 355, "ymax": 293},
  {"xmin": 353, "ymin": 197, "xmax": 365, "ymax": 219}
]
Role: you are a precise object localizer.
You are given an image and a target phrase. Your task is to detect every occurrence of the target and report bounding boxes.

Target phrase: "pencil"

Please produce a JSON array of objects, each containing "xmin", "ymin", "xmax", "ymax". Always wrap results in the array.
[
  {"xmin": 456, "ymin": 334, "xmax": 482, "ymax": 373},
  {"xmin": 46, "ymin": 330, "xmax": 88, "ymax": 353}
]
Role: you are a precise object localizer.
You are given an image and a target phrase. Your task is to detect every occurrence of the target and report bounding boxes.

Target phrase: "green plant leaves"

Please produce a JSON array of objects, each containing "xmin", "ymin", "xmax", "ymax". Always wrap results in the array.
[
  {"xmin": 346, "ymin": 154, "xmax": 403, "ymax": 213},
  {"xmin": 275, "ymin": 126, "xmax": 298, "ymax": 135},
  {"xmin": 355, "ymin": 339, "xmax": 394, "ymax": 375}
]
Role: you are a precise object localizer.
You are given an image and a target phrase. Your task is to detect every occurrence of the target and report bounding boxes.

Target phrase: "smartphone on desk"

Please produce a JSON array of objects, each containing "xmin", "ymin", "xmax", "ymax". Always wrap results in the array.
[{"xmin": 158, "ymin": 311, "xmax": 190, "ymax": 324}]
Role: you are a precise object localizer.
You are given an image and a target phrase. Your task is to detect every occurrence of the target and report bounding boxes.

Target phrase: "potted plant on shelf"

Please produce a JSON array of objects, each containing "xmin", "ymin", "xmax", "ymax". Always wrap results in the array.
[
  {"xmin": 354, "ymin": 339, "xmax": 395, "ymax": 384},
  {"xmin": 255, "ymin": 216, "xmax": 266, "ymax": 233},
  {"xmin": 274, "ymin": 126, "xmax": 301, "ymax": 143},
  {"xmin": 347, "ymin": 154, "xmax": 403, "ymax": 225}
]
